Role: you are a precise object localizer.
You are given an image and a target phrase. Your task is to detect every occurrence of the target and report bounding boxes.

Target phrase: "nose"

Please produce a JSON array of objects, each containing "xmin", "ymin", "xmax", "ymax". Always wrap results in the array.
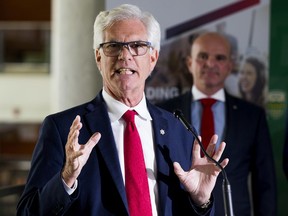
[
  {"xmin": 206, "ymin": 57, "xmax": 217, "ymax": 67},
  {"xmin": 118, "ymin": 45, "xmax": 132, "ymax": 60}
]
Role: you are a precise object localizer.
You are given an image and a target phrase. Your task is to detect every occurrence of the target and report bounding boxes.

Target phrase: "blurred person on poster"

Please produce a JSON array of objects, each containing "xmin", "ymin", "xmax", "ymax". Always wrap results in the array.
[
  {"xmin": 238, "ymin": 56, "xmax": 267, "ymax": 108},
  {"xmin": 158, "ymin": 32, "xmax": 277, "ymax": 216},
  {"xmin": 216, "ymin": 22, "xmax": 241, "ymax": 98},
  {"xmin": 16, "ymin": 4, "xmax": 230, "ymax": 216}
]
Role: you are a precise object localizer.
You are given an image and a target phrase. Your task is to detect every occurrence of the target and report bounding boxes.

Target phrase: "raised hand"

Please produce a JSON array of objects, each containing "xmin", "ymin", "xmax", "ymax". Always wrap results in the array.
[
  {"xmin": 173, "ymin": 134, "xmax": 229, "ymax": 205},
  {"xmin": 61, "ymin": 115, "xmax": 101, "ymax": 187}
]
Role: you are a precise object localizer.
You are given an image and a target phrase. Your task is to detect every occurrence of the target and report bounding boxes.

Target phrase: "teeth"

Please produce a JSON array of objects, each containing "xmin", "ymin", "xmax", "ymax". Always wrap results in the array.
[{"xmin": 118, "ymin": 68, "xmax": 133, "ymax": 74}]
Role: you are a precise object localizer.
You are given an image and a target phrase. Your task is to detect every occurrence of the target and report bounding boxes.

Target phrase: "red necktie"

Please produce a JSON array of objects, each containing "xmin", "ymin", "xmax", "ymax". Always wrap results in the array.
[
  {"xmin": 122, "ymin": 110, "xmax": 152, "ymax": 216},
  {"xmin": 200, "ymin": 98, "xmax": 216, "ymax": 153}
]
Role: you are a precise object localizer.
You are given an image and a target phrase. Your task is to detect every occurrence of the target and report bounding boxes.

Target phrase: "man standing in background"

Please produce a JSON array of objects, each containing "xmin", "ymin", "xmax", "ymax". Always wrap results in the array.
[{"xmin": 158, "ymin": 32, "xmax": 277, "ymax": 216}]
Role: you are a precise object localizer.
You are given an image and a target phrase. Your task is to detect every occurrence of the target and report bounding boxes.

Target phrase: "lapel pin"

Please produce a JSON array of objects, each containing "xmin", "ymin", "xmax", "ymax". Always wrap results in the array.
[{"xmin": 160, "ymin": 129, "xmax": 165, "ymax": 135}]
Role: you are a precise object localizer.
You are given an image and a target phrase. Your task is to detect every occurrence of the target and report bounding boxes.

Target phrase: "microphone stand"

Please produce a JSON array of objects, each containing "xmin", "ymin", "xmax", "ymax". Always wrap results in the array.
[{"xmin": 173, "ymin": 110, "xmax": 234, "ymax": 216}]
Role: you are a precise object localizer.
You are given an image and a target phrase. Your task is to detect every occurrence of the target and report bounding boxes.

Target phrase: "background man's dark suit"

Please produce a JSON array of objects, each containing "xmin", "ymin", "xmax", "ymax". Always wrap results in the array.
[
  {"xmin": 283, "ymin": 108, "xmax": 288, "ymax": 180},
  {"xmin": 158, "ymin": 91, "xmax": 277, "ymax": 216},
  {"xmin": 17, "ymin": 91, "xmax": 214, "ymax": 216}
]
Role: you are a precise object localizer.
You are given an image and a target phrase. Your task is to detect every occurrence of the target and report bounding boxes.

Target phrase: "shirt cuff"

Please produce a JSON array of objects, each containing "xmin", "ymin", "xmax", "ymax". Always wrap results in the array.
[{"xmin": 62, "ymin": 178, "xmax": 78, "ymax": 195}]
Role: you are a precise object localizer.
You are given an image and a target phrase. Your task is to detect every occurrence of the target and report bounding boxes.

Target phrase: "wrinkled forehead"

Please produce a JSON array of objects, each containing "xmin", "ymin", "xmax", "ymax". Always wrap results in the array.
[{"xmin": 103, "ymin": 19, "xmax": 148, "ymax": 42}]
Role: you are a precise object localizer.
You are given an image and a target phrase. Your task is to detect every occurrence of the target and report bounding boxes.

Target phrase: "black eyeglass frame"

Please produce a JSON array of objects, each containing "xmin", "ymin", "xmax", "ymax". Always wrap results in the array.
[{"xmin": 98, "ymin": 41, "xmax": 152, "ymax": 57}]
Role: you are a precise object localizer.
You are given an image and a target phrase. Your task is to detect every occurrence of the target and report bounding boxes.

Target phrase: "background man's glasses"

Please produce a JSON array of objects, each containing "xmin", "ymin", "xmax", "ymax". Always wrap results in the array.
[{"xmin": 99, "ymin": 41, "xmax": 152, "ymax": 57}]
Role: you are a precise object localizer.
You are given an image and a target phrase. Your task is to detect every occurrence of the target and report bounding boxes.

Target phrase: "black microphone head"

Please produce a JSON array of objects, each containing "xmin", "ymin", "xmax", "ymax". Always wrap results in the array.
[{"xmin": 173, "ymin": 109, "xmax": 183, "ymax": 119}]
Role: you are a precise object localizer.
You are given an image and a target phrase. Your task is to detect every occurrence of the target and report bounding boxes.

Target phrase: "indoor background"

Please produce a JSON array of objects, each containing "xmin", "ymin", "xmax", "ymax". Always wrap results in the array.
[{"xmin": 0, "ymin": 0, "xmax": 287, "ymax": 215}]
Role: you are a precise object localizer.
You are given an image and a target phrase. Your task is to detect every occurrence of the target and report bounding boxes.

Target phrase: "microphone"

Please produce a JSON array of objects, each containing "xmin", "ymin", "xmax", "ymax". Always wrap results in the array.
[{"xmin": 173, "ymin": 109, "xmax": 234, "ymax": 216}]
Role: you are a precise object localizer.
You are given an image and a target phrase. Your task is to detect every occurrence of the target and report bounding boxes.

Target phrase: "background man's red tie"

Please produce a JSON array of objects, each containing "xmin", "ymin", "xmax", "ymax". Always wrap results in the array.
[
  {"xmin": 200, "ymin": 99, "xmax": 216, "ymax": 154},
  {"xmin": 122, "ymin": 110, "xmax": 152, "ymax": 216}
]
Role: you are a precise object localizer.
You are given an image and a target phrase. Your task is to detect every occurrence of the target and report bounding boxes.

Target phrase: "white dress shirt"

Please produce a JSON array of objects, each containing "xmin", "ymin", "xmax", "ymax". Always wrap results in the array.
[
  {"xmin": 102, "ymin": 90, "xmax": 158, "ymax": 215},
  {"xmin": 191, "ymin": 86, "xmax": 226, "ymax": 149}
]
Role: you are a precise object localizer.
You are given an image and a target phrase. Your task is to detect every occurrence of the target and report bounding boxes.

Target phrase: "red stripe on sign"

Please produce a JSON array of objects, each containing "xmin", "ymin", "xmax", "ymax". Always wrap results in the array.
[{"xmin": 166, "ymin": 0, "xmax": 260, "ymax": 39}]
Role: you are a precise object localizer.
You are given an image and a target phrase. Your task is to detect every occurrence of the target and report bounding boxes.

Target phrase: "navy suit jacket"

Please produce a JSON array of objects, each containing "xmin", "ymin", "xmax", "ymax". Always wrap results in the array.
[
  {"xmin": 283, "ymin": 108, "xmax": 288, "ymax": 180},
  {"xmin": 17, "ymin": 91, "xmax": 214, "ymax": 216},
  {"xmin": 158, "ymin": 91, "xmax": 277, "ymax": 216}
]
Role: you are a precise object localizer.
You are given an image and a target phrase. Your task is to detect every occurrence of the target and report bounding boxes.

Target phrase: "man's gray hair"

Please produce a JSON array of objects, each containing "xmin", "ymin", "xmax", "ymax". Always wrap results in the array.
[{"xmin": 93, "ymin": 4, "xmax": 161, "ymax": 52}]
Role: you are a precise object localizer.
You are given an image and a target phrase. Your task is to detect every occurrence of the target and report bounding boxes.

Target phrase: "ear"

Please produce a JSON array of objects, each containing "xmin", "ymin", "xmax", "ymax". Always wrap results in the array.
[
  {"xmin": 149, "ymin": 49, "xmax": 159, "ymax": 71},
  {"xmin": 186, "ymin": 56, "xmax": 193, "ymax": 72},
  {"xmin": 95, "ymin": 49, "xmax": 102, "ymax": 71}
]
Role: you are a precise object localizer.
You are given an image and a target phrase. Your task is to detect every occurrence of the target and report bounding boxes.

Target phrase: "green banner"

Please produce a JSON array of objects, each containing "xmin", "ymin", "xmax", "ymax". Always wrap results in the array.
[{"xmin": 268, "ymin": 0, "xmax": 288, "ymax": 215}]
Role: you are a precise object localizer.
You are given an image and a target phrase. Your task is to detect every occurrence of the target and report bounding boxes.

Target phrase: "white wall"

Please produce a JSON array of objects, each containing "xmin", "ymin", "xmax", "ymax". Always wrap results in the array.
[{"xmin": 0, "ymin": 73, "xmax": 50, "ymax": 123}]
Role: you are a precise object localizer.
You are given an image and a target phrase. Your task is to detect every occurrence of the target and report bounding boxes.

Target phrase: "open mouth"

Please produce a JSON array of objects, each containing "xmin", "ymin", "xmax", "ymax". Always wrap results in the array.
[{"xmin": 115, "ymin": 68, "xmax": 136, "ymax": 75}]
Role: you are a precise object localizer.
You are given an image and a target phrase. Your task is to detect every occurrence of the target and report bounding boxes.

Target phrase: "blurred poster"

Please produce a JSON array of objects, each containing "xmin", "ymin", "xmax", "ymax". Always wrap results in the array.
[{"xmin": 145, "ymin": 0, "xmax": 270, "ymax": 109}]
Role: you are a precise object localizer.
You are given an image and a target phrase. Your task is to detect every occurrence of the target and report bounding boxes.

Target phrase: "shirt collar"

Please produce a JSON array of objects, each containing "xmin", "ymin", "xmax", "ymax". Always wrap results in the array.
[
  {"xmin": 191, "ymin": 86, "xmax": 225, "ymax": 102},
  {"xmin": 102, "ymin": 89, "xmax": 152, "ymax": 122}
]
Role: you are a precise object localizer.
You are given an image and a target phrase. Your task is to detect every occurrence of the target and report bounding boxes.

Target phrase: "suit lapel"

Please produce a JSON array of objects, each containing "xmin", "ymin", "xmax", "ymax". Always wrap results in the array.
[
  {"xmin": 147, "ymin": 102, "xmax": 171, "ymax": 214},
  {"xmin": 224, "ymin": 93, "xmax": 240, "ymax": 153},
  {"xmin": 83, "ymin": 93, "xmax": 129, "ymax": 211}
]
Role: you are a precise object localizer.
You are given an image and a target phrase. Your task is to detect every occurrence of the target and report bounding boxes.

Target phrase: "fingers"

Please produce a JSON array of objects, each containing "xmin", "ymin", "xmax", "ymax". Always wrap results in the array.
[
  {"xmin": 205, "ymin": 134, "xmax": 218, "ymax": 156},
  {"xmin": 192, "ymin": 136, "xmax": 202, "ymax": 158},
  {"xmin": 213, "ymin": 141, "xmax": 226, "ymax": 161},
  {"xmin": 173, "ymin": 162, "xmax": 185, "ymax": 177},
  {"xmin": 67, "ymin": 115, "xmax": 101, "ymax": 150},
  {"xmin": 65, "ymin": 116, "xmax": 102, "ymax": 159},
  {"xmin": 70, "ymin": 115, "xmax": 82, "ymax": 133},
  {"xmin": 205, "ymin": 143, "xmax": 215, "ymax": 156},
  {"xmin": 203, "ymin": 135, "xmax": 229, "ymax": 170},
  {"xmin": 194, "ymin": 135, "xmax": 218, "ymax": 158},
  {"xmin": 209, "ymin": 134, "xmax": 218, "ymax": 144},
  {"xmin": 86, "ymin": 132, "xmax": 101, "ymax": 150},
  {"xmin": 212, "ymin": 141, "xmax": 229, "ymax": 170},
  {"xmin": 67, "ymin": 116, "xmax": 82, "ymax": 151},
  {"xmin": 220, "ymin": 158, "xmax": 229, "ymax": 169}
]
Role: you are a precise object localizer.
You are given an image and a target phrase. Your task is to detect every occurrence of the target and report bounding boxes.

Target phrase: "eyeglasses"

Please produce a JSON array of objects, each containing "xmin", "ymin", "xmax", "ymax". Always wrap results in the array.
[{"xmin": 99, "ymin": 41, "xmax": 152, "ymax": 57}]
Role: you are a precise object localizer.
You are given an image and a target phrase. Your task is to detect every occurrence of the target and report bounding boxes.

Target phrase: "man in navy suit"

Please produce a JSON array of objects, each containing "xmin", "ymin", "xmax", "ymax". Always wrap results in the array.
[
  {"xmin": 158, "ymin": 32, "xmax": 277, "ymax": 215},
  {"xmin": 17, "ymin": 5, "xmax": 229, "ymax": 216}
]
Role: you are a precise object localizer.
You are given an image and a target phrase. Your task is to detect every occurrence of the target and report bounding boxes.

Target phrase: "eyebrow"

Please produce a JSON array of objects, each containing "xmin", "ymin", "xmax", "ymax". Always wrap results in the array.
[
  {"xmin": 197, "ymin": 52, "xmax": 228, "ymax": 59},
  {"xmin": 215, "ymin": 54, "xmax": 228, "ymax": 60}
]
